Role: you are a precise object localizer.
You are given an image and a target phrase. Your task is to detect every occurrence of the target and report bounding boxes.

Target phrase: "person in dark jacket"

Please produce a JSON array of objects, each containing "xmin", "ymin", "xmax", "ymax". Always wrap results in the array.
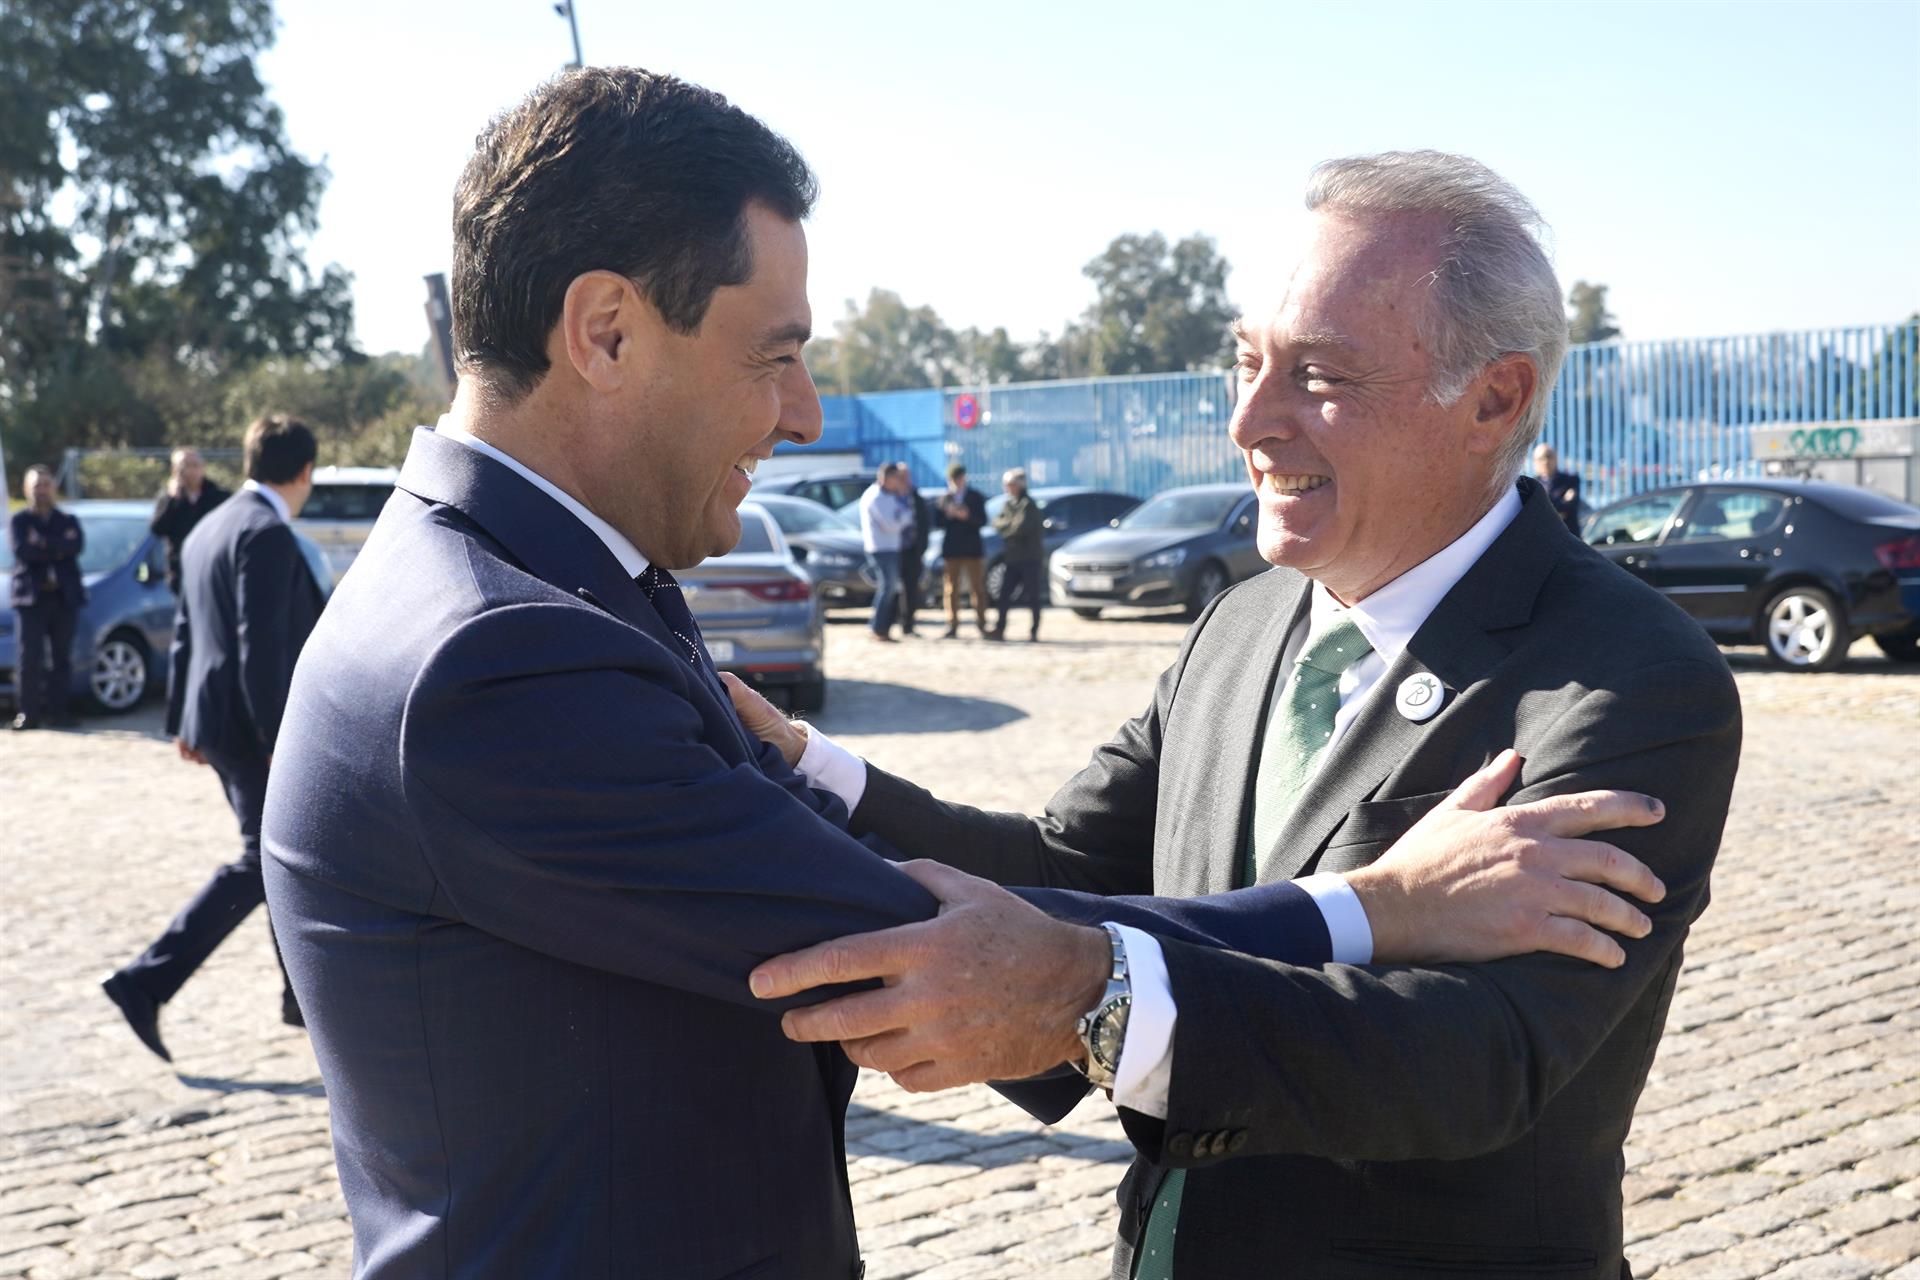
[
  {"xmin": 1533, "ymin": 443, "xmax": 1583, "ymax": 537},
  {"xmin": 989, "ymin": 467, "xmax": 1046, "ymax": 641},
  {"xmin": 101, "ymin": 415, "xmax": 325, "ymax": 1061},
  {"xmin": 898, "ymin": 464, "xmax": 932, "ymax": 636},
  {"xmin": 937, "ymin": 463, "xmax": 990, "ymax": 637},
  {"xmin": 149, "ymin": 448, "xmax": 229, "ymax": 593},
  {"xmin": 8, "ymin": 465, "xmax": 86, "ymax": 730}
]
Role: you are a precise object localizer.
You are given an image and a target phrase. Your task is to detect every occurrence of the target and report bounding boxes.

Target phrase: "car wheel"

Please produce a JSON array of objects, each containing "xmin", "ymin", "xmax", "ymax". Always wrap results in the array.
[
  {"xmin": 91, "ymin": 631, "xmax": 151, "ymax": 713},
  {"xmin": 984, "ymin": 559, "xmax": 1007, "ymax": 605},
  {"xmin": 1185, "ymin": 562, "xmax": 1229, "ymax": 620},
  {"xmin": 1762, "ymin": 585, "xmax": 1851, "ymax": 672},
  {"xmin": 1072, "ymin": 607, "xmax": 1102, "ymax": 620},
  {"xmin": 1874, "ymin": 629, "xmax": 1920, "ymax": 664},
  {"xmin": 790, "ymin": 675, "xmax": 827, "ymax": 714}
]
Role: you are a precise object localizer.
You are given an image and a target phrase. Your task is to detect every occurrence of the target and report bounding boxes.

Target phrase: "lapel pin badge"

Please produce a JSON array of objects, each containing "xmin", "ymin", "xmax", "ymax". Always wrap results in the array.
[{"xmin": 1395, "ymin": 672, "xmax": 1445, "ymax": 722}]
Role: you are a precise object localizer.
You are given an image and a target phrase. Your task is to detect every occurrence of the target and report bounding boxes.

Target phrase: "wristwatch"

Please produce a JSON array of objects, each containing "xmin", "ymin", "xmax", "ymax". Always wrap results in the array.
[{"xmin": 1074, "ymin": 924, "xmax": 1133, "ymax": 1091}]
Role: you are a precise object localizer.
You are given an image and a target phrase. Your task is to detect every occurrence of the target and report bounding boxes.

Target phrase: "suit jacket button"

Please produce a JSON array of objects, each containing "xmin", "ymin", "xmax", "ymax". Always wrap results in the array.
[
  {"xmin": 1227, "ymin": 1130, "xmax": 1248, "ymax": 1154},
  {"xmin": 1167, "ymin": 1132, "xmax": 1194, "ymax": 1159}
]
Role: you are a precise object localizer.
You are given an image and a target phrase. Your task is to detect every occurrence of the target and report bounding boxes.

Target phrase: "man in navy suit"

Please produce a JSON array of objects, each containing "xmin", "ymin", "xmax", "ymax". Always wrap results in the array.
[
  {"xmin": 103, "ymin": 415, "xmax": 325, "ymax": 1060},
  {"xmin": 260, "ymin": 70, "xmax": 1667, "ymax": 1279}
]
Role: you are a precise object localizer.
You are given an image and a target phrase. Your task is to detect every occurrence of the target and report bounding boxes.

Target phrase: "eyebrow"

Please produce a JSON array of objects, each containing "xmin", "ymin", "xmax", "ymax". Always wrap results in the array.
[
  {"xmin": 759, "ymin": 321, "xmax": 813, "ymax": 350},
  {"xmin": 1230, "ymin": 318, "xmax": 1356, "ymax": 355}
]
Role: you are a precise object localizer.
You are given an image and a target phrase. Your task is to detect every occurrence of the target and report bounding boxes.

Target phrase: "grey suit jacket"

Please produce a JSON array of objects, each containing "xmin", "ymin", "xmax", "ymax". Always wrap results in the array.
[{"xmin": 851, "ymin": 478, "xmax": 1741, "ymax": 1279}]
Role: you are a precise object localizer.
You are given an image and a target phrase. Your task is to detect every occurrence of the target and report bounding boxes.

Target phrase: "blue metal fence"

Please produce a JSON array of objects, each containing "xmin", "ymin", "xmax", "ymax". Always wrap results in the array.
[{"xmin": 798, "ymin": 319, "xmax": 1918, "ymax": 505}]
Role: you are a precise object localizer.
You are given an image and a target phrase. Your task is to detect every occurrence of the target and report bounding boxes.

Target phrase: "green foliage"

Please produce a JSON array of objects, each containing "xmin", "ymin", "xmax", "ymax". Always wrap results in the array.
[
  {"xmin": 0, "ymin": 0, "xmax": 356, "ymax": 483},
  {"xmin": 1077, "ymin": 233, "xmax": 1235, "ymax": 376},
  {"xmin": 1568, "ymin": 281, "xmax": 1621, "ymax": 344}
]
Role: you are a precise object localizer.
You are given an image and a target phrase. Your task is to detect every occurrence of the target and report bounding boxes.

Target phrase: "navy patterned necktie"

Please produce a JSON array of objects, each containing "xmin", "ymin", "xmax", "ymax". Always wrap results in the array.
[{"xmin": 636, "ymin": 565, "xmax": 705, "ymax": 667}]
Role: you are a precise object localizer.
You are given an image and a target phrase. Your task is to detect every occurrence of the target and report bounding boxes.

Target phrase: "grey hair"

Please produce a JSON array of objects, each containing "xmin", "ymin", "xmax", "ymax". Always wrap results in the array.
[
  {"xmin": 1305, "ymin": 151, "xmax": 1567, "ymax": 490},
  {"xmin": 1003, "ymin": 467, "xmax": 1028, "ymax": 487}
]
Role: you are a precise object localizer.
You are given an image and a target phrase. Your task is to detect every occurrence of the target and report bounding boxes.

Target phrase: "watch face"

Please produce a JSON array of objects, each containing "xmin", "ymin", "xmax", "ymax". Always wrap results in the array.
[{"xmin": 1091, "ymin": 996, "xmax": 1131, "ymax": 1072}]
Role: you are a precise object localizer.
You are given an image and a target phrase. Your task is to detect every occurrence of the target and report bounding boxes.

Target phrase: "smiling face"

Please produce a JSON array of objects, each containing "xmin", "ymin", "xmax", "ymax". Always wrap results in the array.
[
  {"xmin": 1229, "ymin": 211, "xmax": 1510, "ymax": 603},
  {"xmin": 575, "ymin": 202, "xmax": 823, "ymax": 569}
]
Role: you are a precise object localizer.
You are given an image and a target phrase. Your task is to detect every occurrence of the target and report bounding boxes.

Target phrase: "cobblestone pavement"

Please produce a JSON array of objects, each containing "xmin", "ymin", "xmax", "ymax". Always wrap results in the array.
[{"xmin": 2, "ymin": 609, "xmax": 1916, "ymax": 1278}]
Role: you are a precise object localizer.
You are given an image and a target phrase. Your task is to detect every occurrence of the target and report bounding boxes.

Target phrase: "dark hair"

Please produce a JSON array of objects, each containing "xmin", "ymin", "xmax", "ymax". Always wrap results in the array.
[
  {"xmin": 452, "ymin": 67, "xmax": 818, "ymax": 402},
  {"xmin": 244, "ymin": 414, "xmax": 318, "ymax": 484},
  {"xmin": 945, "ymin": 463, "xmax": 967, "ymax": 481}
]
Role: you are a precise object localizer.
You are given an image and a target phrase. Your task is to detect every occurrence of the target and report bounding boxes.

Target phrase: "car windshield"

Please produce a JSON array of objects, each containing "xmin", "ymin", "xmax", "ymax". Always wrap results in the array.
[
  {"xmin": 301, "ymin": 483, "xmax": 393, "ymax": 521},
  {"xmin": 723, "ymin": 513, "xmax": 776, "ymax": 555},
  {"xmin": 3, "ymin": 512, "xmax": 154, "ymax": 576},
  {"xmin": 1119, "ymin": 491, "xmax": 1239, "ymax": 530},
  {"xmin": 763, "ymin": 499, "xmax": 853, "ymax": 534}
]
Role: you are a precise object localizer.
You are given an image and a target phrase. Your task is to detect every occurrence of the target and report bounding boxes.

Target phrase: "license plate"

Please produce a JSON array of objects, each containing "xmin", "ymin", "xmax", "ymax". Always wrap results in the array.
[
  {"xmin": 706, "ymin": 640, "xmax": 737, "ymax": 663},
  {"xmin": 1075, "ymin": 574, "xmax": 1115, "ymax": 593}
]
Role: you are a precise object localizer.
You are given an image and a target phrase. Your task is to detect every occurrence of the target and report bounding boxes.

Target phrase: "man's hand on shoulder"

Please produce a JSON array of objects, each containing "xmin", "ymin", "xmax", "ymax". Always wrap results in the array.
[
  {"xmin": 748, "ymin": 860, "xmax": 1109, "ymax": 1092},
  {"xmin": 722, "ymin": 673, "xmax": 807, "ymax": 768},
  {"xmin": 1347, "ymin": 750, "xmax": 1668, "ymax": 969}
]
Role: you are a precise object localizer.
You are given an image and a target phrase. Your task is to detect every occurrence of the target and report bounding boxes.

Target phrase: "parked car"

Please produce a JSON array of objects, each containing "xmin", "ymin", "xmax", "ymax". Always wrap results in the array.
[
  {"xmin": 1584, "ymin": 479, "xmax": 1920, "ymax": 671},
  {"xmin": 682, "ymin": 501, "xmax": 826, "ymax": 711},
  {"xmin": 1050, "ymin": 483, "xmax": 1266, "ymax": 619},
  {"xmin": 296, "ymin": 465, "xmax": 399, "ymax": 586},
  {"xmin": 749, "ymin": 493, "xmax": 876, "ymax": 609},
  {"xmin": 913, "ymin": 486, "xmax": 1143, "ymax": 606},
  {"xmin": 751, "ymin": 469, "xmax": 876, "ymax": 514},
  {"xmin": 0, "ymin": 500, "xmax": 332, "ymax": 714}
]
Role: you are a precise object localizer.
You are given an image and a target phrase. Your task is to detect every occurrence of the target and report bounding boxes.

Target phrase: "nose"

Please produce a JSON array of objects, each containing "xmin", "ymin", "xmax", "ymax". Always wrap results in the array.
[
  {"xmin": 1228, "ymin": 367, "xmax": 1300, "ymax": 453},
  {"xmin": 781, "ymin": 359, "xmax": 824, "ymax": 446}
]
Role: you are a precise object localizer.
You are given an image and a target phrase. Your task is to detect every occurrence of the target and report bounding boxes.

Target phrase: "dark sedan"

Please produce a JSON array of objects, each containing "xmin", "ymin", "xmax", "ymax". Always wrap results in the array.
[
  {"xmin": 749, "ymin": 493, "xmax": 876, "ymax": 609},
  {"xmin": 0, "ymin": 500, "xmax": 333, "ymax": 714},
  {"xmin": 916, "ymin": 486, "xmax": 1142, "ymax": 606},
  {"xmin": 1585, "ymin": 479, "xmax": 1920, "ymax": 670},
  {"xmin": 1050, "ymin": 483, "xmax": 1266, "ymax": 619},
  {"xmin": 684, "ymin": 502, "xmax": 826, "ymax": 711}
]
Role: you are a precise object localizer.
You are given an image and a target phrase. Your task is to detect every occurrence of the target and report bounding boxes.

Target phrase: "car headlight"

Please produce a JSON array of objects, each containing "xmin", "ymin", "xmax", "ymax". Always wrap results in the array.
[{"xmin": 1140, "ymin": 548, "xmax": 1187, "ymax": 571}]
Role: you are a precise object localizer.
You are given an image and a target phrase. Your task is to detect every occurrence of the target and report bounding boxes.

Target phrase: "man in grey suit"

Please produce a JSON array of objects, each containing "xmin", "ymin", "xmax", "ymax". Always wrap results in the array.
[{"xmin": 740, "ymin": 151, "xmax": 1740, "ymax": 1278}]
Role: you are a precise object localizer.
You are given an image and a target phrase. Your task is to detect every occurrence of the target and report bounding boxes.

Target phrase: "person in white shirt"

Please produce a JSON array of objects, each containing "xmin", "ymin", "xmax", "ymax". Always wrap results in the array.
[{"xmin": 857, "ymin": 462, "xmax": 914, "ymax": 641}]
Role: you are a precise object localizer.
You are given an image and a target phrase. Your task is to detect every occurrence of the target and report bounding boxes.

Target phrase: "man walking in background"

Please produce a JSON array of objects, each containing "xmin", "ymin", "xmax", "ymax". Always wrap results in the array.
[
  {"xmin": 8, "ymin": 465, "xmax": 85, "ymax": 731},
  {"xmin": 101, "ymin": 415, "xmax": 325, "ymax": 1060},
  {"xmin": 938, "ymin": 462, "xmax": 990, "ymax": 638},
  {"xmin": 149, "ymin": 447, "xmax": 229, "ymax": 593},
  {"xmin": 1534, "ymin": 441, "xmax": 1584, "ymax": 536},
  {"xmin": 989, "ymin": 466, "xmax": 1045, "ymax": 641},
  {"xmin": 898, "ymin": 463, "xmax": 932, "ymax": 637},
  {"xmin": 859, "ymin": 460, "xmax": 913, "ymax": 641}
]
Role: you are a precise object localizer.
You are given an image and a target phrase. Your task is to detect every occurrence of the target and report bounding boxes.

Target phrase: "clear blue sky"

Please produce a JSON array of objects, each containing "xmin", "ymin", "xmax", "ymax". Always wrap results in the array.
[{"xmin": 258, "ymin": 0, "xmax": 1920, "ymax": 358}]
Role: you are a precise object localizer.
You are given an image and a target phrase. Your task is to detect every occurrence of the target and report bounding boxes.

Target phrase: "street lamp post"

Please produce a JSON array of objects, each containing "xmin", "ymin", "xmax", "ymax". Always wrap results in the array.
[{"xmin": 553, "ymin": 1, "xmax": 583, "ymax": 68}]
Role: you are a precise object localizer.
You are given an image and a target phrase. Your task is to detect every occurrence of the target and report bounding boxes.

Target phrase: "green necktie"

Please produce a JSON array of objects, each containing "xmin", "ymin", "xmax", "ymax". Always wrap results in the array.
[{"xmin": 1135, "ymin": 615, "xmax": 1371, "ymax": 1280}]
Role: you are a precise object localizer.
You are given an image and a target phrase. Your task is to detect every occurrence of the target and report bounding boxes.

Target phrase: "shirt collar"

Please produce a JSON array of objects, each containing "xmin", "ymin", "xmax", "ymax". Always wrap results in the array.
[
  {"xmin": 1308, "ymin": 485, "xmax": 1524, "ymax": 664},
  {"xmin": 434, "ymin": 415, "xmax": 650, "ymax": 579},
  {"xmin": 242, "ymin": 479, "xmax": 291, "ymax": 525}
]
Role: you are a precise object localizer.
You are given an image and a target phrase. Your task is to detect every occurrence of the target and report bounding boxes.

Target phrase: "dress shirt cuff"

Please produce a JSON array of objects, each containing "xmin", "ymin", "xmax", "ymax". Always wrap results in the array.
[
  {"xmin": 1109, "ymin": 924, "xmax": 1174, "ymax": 1119},
  {"xmin": 793, "ymin": 722, "xmax": 869, "ymax": 812},
  {"xmin": 1299, "ymin": 871, "xmax": 1374, "ymax": 964}
]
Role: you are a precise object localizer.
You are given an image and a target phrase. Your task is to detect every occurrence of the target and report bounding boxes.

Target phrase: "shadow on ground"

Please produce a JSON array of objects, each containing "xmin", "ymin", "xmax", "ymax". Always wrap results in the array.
[
  {"xmin": 845, "ymin": 1103, "xmax": 1128, "ymax": 1167},
  {"xmin": 810, "ymin": 679, "xmax": 1026, "ymax": 736}
]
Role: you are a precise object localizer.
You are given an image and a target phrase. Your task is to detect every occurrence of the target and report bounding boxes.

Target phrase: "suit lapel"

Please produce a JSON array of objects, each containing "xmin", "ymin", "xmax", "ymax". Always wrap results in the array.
[
  {"xmin": 1213, "ymin": 576, "xmax": 1311, "ymax": 893},
  {"xmin": 1255, "ymin": 480, "xmax": 1567, "ymax": 882}
]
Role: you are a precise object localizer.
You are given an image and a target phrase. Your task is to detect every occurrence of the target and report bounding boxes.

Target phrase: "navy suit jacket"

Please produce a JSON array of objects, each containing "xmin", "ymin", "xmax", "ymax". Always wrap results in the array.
[
  {"xmin": 167, "ymin": 489, "xmax": 323, "ymax": 761},
  {"xmin": 262, "ymin": 428, "xmax": 1334, "ymax": 1279}
]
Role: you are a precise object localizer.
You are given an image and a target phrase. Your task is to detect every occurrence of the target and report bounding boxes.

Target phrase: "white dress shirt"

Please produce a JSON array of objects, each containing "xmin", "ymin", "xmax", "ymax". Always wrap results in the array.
[
  {"xmin": 791, "ymin": 485, "xmax": 1523, "ymax": 1117},
  {"xmin": 242, "ymin": 478, "xmax": 290, "ymax": 525},
  {"xmin": 434, "ymin": 416, "xmax": 650, "ymax": 578}
]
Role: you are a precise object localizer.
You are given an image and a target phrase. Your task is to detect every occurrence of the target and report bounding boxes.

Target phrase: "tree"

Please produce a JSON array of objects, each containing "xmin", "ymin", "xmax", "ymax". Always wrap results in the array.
[
  {"xmin": 809, "ymin": 289, "xmax": 959, "ymax": 394},
  {"xmin": 1078, "ymin": 232, "xmax": 1235, "ymax": 375},
  {"xmin": 1567, "ymin": 281, "xmax": 1621, "ymax": 344},
  {"xmin": 0, "ymin": 0, "xmax": 354, "ymax": 476}
]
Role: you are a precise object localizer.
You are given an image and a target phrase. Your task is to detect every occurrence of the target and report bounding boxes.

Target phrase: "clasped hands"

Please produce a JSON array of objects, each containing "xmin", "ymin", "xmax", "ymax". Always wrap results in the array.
[{"xmin": 725, "ymin": 675, "xmax": 1668, "ymax": 1095}]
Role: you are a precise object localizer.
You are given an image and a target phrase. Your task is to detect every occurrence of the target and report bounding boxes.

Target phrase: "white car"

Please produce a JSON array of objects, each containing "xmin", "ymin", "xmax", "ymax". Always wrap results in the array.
[{"xmin": 296, "ymin": 466, "xmax": 399, "ymax": 586}]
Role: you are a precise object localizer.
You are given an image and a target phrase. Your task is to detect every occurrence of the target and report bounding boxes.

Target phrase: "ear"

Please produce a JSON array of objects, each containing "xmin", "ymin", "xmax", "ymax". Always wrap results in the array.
[
  {"xmin": 557, "ymin": 271, "xmax": 652, "ymax": 394},
  {"xmin": 1465, "ymin": 353, "xmax": 1538, "ymax": 455}
]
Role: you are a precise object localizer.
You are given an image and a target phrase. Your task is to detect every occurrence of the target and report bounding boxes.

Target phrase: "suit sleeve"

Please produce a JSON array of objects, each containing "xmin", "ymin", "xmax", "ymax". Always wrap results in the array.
[
  {"xmin": 234, "ymin": 523, "xmax": 302, "ymax": 752},
  {"xmin": 846, "ymin": 594, "xmax": 1230, "ymax": 896},
  {"xmin": 397, "ymin": 601, "xmax": 958, "ymax": 1014},
  {"xmin": 165, "ymin": 589, "xmax": 191, "ymax": 738},
  {"xmin": 1140, "ymin": 655, "xmax": 1741, "ymax": 1165}
]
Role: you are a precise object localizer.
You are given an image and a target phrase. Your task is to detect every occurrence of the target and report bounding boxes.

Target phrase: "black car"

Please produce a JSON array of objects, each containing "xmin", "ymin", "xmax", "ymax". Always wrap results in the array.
[
  {"xmin": 752, "ymin": 469, "xmax": 876, "ymax": 513},
  {"xmin": 1584, "ymin": 479, "xmax": 1920, "ymax": 670},
  {"xmin": 1050, "ymin": 483, "xmax": 1267, "ymax": 619},
  {"xmin": 917, "ymin": 486, "xmax": 1142, "ymax": 605},
  {"xmin": 749, "ymin": 493, "xmax": 876, "ymax": 609}
]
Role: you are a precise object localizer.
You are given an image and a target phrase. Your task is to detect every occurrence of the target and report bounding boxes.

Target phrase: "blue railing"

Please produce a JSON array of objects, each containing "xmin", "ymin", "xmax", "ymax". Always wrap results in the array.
[{"xmin": 792, "ymin": 320, "xmax": 1918, "ymax": 504}]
